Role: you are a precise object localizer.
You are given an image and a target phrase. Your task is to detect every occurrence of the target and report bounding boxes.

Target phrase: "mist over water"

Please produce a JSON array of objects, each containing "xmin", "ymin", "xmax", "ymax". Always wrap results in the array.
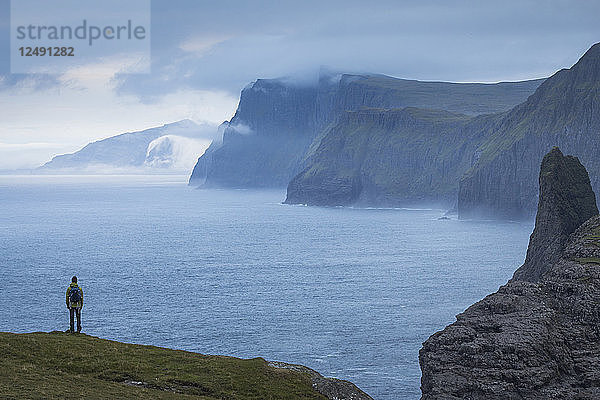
[{"xmin": 0, "ymin": 176, "xmax": 532, "ymax": 399}]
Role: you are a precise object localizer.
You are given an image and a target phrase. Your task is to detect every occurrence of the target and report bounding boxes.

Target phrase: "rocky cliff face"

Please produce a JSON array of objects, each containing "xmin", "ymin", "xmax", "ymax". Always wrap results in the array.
[
  {"xmin": 189, "ymin": 72, "xmax": 542, "ymax": 188},
  {"xmin": 419, "ymin": 148, "xmax": 600, "ymax": 399},
  {"xmin": 190, "ymin": 43, "xmax": 599, "ymax": 212},
  {"xmin": 458, "ymin": 42, "xmax": 600, "ymax": 219},
  {"xmin": 281, "ymin": 74, "xmax": 544, "ymax": 205},
  {"xmin": 189, "ymin": 79, "xmax": 319, "ymax": 187},
  {"xmin": 285, "ymin": 108, "xmax": 483, "ymax": 206}
]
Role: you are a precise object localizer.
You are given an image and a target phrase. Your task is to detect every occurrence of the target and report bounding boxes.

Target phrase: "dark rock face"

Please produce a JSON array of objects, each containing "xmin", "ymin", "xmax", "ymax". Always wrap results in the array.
[
  {"xmin": 458, "ymin": 42, "xmax": 600, "ymax": 219},
  {"xmin": 420, "ymin": 148, "xmax": 600, "ymax": 399},
  {"xmin": 189, "ymin": 72, "xmax": 543, "ymax": 189},
  {"xmin": 513, "ymin": 147, "xmax": 599, "ymax": 282}
]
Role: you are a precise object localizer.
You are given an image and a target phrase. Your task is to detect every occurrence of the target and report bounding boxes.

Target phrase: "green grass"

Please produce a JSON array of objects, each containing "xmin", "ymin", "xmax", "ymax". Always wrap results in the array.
[
  {"xmin": 0, "ymin": 332, "xmax": 326, "ymax": 400},
  {"xmin": 584, "ymin": 226, "xmax": 600, "ymax": 247},
  {"xmin": 575, "ymin": 257, "xmax": 600, "ymax": 265},
  {"xmin": 587, "ymin": 226, "xmax": 600, "ymax": 238},
  {"xmin": 354, "ymin": 75, "xmax": 543, "ymax": 115}
]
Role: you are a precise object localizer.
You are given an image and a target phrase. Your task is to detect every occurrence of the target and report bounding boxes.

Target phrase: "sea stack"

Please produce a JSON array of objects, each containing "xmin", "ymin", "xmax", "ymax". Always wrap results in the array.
[
  {"xmin": 419, "ymin": 147, "xmax": 600, "ymax": 399},
  {"xmin": 513, "ymin": 147, "xmax": 599, "ymax": 282}
]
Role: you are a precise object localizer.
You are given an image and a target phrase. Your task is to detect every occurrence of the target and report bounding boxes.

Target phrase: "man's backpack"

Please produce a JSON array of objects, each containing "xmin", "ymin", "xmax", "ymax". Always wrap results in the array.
[{"xmin": 69, "ymin": 287, "xmax": 81, "ymax": 304}]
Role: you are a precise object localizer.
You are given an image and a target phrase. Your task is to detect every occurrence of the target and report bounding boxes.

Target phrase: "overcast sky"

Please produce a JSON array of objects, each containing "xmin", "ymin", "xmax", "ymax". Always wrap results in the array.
[{"xmin": 1, "ymin": 0, "xmax": 599, "ymax": 169}]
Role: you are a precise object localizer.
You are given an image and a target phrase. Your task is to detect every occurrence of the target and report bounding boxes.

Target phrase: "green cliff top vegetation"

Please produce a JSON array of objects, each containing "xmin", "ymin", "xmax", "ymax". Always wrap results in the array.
[
  {"xmin": 575, "ymin": 257, "xmax": 600, "ymax": 265},
  {"xmin": 0, "ymin": 332, "xmax": 326, "ymax": 400}
]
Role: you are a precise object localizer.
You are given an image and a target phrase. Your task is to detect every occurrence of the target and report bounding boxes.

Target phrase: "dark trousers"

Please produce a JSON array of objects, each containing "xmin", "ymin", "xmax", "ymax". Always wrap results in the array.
[{"xmin": 69, "ymin": 307, "xmax": 81, "ymax": 332}]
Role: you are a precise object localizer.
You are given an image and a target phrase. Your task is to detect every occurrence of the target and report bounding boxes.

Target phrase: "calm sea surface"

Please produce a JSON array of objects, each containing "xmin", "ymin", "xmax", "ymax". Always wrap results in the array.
[{"xmin": 0, "ymin": 175, "xmax": 532, "ymax": 399}]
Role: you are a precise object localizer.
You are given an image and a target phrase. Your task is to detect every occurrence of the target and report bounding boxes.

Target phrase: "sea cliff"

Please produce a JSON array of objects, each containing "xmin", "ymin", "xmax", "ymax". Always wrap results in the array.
[
  {"xmin": 189, "ymin": 72, "xmax": 542, "ymax": 190},
  {"xmin": 419, "ymin": 148, "xmax": 600, "ymax": 399},
  {"xmin": 458, "ymin": 42, "xmax": 600, "ymax": 219},
  {"xmin": 285, "ymin": 107, "xmax": 476, "ymax": 206},
  {"xmin": 189, "ymin": 43, "xmax": 600, "ymax": 219}
]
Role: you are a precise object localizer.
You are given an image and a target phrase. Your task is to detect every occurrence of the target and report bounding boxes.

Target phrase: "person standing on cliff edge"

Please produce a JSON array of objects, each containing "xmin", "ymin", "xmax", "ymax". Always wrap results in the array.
[{"xmin": 66, "ymin": 276, "xmax": 83, "ymax": 333}]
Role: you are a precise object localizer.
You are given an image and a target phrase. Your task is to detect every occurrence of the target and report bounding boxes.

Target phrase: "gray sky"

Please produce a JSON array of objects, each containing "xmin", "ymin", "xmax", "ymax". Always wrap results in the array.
[{"xmin": 1, "ymin": 0, "xmax": 599, "ymax": 168}]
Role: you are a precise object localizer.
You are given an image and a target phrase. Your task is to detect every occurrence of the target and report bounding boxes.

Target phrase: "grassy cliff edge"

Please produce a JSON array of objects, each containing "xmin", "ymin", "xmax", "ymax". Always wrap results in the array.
[{"xmin": 0, "ymin": 332, "xmax": 371, "ymax": 400}]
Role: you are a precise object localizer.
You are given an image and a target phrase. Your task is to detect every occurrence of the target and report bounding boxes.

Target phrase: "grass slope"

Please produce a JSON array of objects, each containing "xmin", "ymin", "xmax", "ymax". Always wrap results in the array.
[
  {"xmin": 353, "ymin": 75, "xmax": 545, "ymax": 116},
  {"xmin": 0, "ymin": 332, "xmax": 326, "ymax": 400}
]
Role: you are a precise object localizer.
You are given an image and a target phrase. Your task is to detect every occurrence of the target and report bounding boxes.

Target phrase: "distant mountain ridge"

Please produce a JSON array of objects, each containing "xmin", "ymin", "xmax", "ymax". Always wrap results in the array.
[
  {"xmin": 189, "ymin": 72, "xmax": 544, "ymax": 188},
  {"xmin": 39, "ymin": 120, "xmax": 212, "ymax": 174}
]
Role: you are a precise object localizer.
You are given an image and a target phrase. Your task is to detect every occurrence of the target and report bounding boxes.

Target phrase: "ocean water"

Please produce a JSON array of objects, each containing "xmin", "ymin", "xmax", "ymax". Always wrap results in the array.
[{"xmin": 0, "ymin": 175, "xmax": 533, "ymax": 399}]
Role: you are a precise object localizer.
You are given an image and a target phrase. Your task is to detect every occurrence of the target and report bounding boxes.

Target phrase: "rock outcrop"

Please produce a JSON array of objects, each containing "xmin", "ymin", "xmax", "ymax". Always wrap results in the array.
[
  {"xmin": 419, "ymin": 148, "xmax": 600, "ymax": 399},
  {"xmin": 268, "ymin": 361, "xmax": 373, "ymax": 400},
  {"xmin": 189, "ymin": 72, "xmax": 543, "ymax": 189},
  {"xmin": 458, "ymin": 42, "xmax": 600, "ymax": 219},
  {"xmin": 513, "ymin": 147, "xmax": 599, "ymax": 281}
]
